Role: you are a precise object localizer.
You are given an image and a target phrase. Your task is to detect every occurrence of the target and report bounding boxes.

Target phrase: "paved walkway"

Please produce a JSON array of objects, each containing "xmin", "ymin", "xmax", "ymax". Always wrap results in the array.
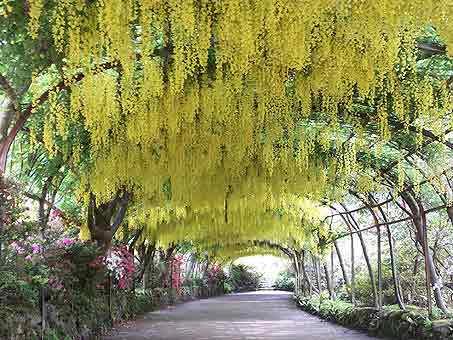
[{"xmin": 104, "ymin": 291, "xmax": 377, "ymax": 340}]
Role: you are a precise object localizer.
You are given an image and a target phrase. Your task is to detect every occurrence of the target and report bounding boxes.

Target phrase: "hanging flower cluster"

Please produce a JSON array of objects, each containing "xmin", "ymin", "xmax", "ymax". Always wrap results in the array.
[{"xmin": 23, "ymin": 1, "xmax": 453, "ymax": 251}]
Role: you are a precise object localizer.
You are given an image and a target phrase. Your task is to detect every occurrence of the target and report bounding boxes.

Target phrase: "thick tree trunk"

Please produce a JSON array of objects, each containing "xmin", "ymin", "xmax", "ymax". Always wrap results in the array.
[
  {"xmin": 0, "ymin": 78, "xmax": 18, "ymax": 172},
  {"xmin": 0, "ymin": 110, "xmax": 29, "ymax": 174},
  {"xmin": 161, "ymin": 244, "xmax": 176, "ymax": 288},
  {"xmin": 420, "ymin": 206, "xmax": 449, "ymax": 314},
  {"xmin": 0, "ymin": 97, "xmax": 15, "ymax": 165},
  {"xmin": 87, "ymin": 191, "xmax": 131, "ymax": 251},
  {"xmin": 139, "ymin": 243, "xmax": 156, "ymax": 288}
]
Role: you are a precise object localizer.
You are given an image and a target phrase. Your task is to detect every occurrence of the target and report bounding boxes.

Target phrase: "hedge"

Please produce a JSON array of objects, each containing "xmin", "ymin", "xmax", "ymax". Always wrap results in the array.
[{"xmin": 295, "ymin": 295, "xmax": 453, "ymax": 340}]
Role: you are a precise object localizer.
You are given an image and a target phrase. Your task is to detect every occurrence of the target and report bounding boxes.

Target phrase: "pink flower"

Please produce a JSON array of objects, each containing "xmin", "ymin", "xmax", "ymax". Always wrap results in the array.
[
  {"xmin": 51, "ymin": 210, "xmax": 62, "ymax": 219},
  {"xmin": 31, "ymin": 243, "xmax": 42, "ymax": 254},
  {"xmin": 57, "ymin": 237, "xmax": 75, "ymax": 247},
  {"xmin": 25, "ymin": 255, "xmax": 33, "ymax": 261},
  {"xmin": 10, "ymin": 241, "xmax": 25, "ymax": 254},
  {"xmin": 118, "ymin": 277, "xmax": 127, "ymax": 289},
  {"xmin": 48, "ymin": 277, "xmax": 64, "ymax": 290}
]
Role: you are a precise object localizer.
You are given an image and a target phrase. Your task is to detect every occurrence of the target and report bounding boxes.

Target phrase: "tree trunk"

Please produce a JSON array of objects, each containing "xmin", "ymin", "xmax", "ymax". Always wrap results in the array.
[
  {"xmin": 351, "ymin": 231, "xmax": 356, "ymax": 305},
  {"xmin": 341, "ymin": 204, "xmax": 378, "ymax": 307},
  {"xmin": 39, "ymin": 176, "xmax": 53, "ymax": 240},
  {"xmin": 401, "ymin": 191, "xmax": 448, "ymax": 314},
  {"xmin": 0, "ymin": 105, "xmax": 27, "ymax": 173},
  {"xmin": 334, "ymin": 241, "xmax": 350, "ymax": 286},
  {"xmin": 0, "ymin": 176, "xmax": 5, "ymax": 260},
  {"xmin": 330, "ymin": 245, "xmax": 335, "ymax": 299},
  {"xmin": 139, "ymin": 243, "xmax": 156, "ymax": 288},
  {"xmin": 292, "ymin": 252, "xmax": 301, "ymax": 295},
  {"xmin": 313, "ymin": 254, "xmax": 321, "ymax": 293},
  {"xmin": 301, "ymin": 250, "xmax": 317, "ymax": 294},
  {"xmin": 410, "ymin": 255, "xmax": 420, "ymax": 304},
  {"xmin": 87, "ymin": 191, "xmax": 131, "ymax": 251},
  {"xmin": 377, "ymin": 221, "xmax": 383, "ymax": 309},
  {"xmin": 447, "ymin": 206, "xmax": 453, "ymax": 226},
  {"xmin": 185, "ymin": 254, "xmax": 197, "ymax": 281},
  {"xmin": 376, "ymin": 203, "xmax": 405, "ymax": 309},
  {"xmin": 324, "ymin": 263, "xmax": 334, "ymax": 299},
  {"xmin": 0, "ymin": 96, "xmax": 16, "ymax": 172},
  {"xmin": 420, "ymin": 205, "xmax": 448, "ymax": 314}
]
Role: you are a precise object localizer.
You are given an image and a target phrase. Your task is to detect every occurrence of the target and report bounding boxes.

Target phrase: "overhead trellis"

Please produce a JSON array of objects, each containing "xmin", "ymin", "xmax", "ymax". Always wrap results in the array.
[{"xmin": 17, "ymin": 0, "xmax": 453, "ymax": 249}]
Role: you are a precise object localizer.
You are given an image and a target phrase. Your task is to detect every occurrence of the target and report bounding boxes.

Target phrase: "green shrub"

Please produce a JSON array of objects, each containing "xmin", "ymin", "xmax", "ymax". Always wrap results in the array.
[
  {"xmin": 223, "ymin": 281, "xmax": 233, "ymax": 294},
  {"xmin": 227, "ymin": 264, "xmax": 262, "ymax": 292},
  {"xmin": 296, "ymin": 295, "xmax": 453, "ymax": 340},
  {"xmin": 0, "ymin": 269, "xmax": 38, "ymax": 308},
  {"xmin": 353, "ymin": 264, "xmax": 397, "ymax": 306},
  {"xmin": 273, "ymin": 270, "xmax": 295, "ymax": 291}
]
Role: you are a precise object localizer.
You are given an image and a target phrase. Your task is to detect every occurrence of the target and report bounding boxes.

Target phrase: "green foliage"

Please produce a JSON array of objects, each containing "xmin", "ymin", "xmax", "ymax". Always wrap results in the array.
[
  {"xmin": 296, "ymin": 295, "xmax": 453, "ymax": 340},
  {"xmin": 227, "ymin": 264, "xmax": 262, "ymax": 292},
  {"xmin": 0, "ymin": 269, "xmax": 38, "ymax": 308},
  {"xmin": 223, "ymin": 281, "xmax": 233, "ymax": 294},
  {"xmin": 353, "ymin": 264, "xmax": 395, "ymax": 306},
  {"xmin": 62, "ymin": 241, "xmax": 104, "ymax": 293},
  {"xmin": 273, "ymin": 270, "xmax": 295, "ymax": 292}
]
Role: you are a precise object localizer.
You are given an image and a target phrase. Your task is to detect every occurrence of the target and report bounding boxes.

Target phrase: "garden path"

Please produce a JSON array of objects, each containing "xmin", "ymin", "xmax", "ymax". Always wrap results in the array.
[{"xmin": 104, "ymin": 291, "xmax": 377, "ymax": 340}]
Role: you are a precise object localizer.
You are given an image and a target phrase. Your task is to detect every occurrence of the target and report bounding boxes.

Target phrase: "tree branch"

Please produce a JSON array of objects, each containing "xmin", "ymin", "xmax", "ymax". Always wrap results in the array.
[{"xmin": 0, "ymin": 74, "xmax": 19, "ymax": 113}]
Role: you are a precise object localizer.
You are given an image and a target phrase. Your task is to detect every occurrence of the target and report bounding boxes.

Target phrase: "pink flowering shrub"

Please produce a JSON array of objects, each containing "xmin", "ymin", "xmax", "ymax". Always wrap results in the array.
[
  {"xmin": 9, "ymin": 241, "xmax": 26, "ymax": 254},
  {"xmin": 91, "ymin": 246, "xmax": 135, "ymax": 289},
  {"xmin": 170, "ymin": 255, "xmax": 184, "ymax": 292},
  {"xmin": 57, "ymin": 237, "xmax": 76, "ymax": 248},
  {"xmin": 207, "ymin": 264, "xmax": 226, "ymax": 285},
  {"xmin": 9, "ymin": 238, "xmax": 43, "ymax": 261}
]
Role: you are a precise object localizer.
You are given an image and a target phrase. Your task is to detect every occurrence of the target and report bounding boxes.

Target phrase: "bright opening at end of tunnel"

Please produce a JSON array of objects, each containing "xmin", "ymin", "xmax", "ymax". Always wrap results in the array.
[{"xmin": 233, "ymin": 255, "xmax": 292, "ymax": 290}]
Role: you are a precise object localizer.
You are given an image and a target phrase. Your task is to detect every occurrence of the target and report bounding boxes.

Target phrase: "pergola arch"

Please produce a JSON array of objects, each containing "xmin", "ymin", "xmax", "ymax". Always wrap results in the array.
[{"xmin": 0, "ymin": 1, "xmax": 452, "ymax": 326}]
